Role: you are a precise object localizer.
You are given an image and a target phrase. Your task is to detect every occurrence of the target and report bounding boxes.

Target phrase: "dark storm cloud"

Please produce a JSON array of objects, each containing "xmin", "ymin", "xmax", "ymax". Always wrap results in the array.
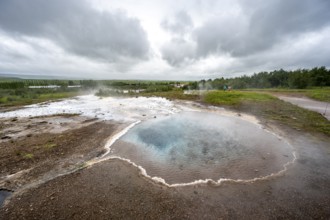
[
  {"xmin": 194, "ymin": 0, "xmax": 330, "ymax": 58},
  {"xmin": 0, "ymin": 0, "xmax": 150, "ymax": 61}
]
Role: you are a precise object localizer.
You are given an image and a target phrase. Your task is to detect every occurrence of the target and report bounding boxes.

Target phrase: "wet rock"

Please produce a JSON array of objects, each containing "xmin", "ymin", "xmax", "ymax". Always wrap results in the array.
[
  {"xmin": 0, "ymin": 189, "xmax": 13, "ymax": 208},
  {"xmin": 1, "ymin": 135, "xmax": 11, "ymax": 140}
]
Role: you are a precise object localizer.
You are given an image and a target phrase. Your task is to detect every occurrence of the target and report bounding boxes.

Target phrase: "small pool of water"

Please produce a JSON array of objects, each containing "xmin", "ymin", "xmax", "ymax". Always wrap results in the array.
[
  {"xmin": 110, "ymin": 111, "xmax": 293, "ymax": 184},
  {"xmin": 0, "ymin": 189, "xmax": 12, "ymax": 207}
]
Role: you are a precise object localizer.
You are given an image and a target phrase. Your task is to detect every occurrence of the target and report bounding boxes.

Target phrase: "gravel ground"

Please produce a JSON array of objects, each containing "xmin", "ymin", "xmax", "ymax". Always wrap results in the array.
[{"xmin": 0, "ymin": 103, "xmax": 329, "ymax": 219}]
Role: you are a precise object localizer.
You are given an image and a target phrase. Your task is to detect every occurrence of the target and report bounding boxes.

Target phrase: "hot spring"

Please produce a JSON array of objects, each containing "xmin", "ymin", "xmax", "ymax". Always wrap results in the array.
[{"xmin": 110, "ymin": 111, "xmax": 294, "ymax": 184}]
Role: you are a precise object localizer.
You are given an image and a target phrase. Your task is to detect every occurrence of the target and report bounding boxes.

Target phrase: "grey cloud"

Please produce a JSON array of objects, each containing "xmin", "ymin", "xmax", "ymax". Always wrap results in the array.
[
  {"xmin": 193, "ymin": 15, "xmax": 247, "ymax": 57},
  {"xmin": 194, "ymin": 0, "xmax": 330, "ymax": 57},
  {"xmin": 161, "ymin": 11, "xmax": 193, "ymax": 35},
  {"xmin": 246, "ymin": 0, "xmax": 330, "ymax": 55},
  {"xmin": 161, "ymin": 38, "xmax": 195, "ymax": 66},
  {"xmin": 160, "ymin": 11, "xmax": 195, "ymax": 66},
  {"xmin": 0, "ymin": 0, "xmax": 150, "ymax": 61}
]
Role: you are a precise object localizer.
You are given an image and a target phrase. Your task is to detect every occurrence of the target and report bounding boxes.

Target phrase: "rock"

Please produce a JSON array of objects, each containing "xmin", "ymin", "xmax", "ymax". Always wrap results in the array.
[{"xmin": 1, "ymin": 135, "xmax": 11, "ymax": 140}]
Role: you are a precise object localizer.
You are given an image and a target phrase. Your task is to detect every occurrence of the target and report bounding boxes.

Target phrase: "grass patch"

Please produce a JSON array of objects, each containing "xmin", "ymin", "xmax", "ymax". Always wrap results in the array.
[
  {"xmin": 139, "ymin": 90, "xmax": 199, "ymax": 101},
  {"xmin": 239, "ymin": 99, "xmax": 330, "ymax": 136},
  {"xmin": 203, "ymin": 90, "xmax": 329, "ymax": 136},
  {"xmin": 23, "ymin": 153, "xmax": 34, "ymax": 159},
  {"xmin": 204, "ymin": 91, "xmax": 275, "ymax": 106},
  {"xmin": 15, "ymin": 149, "xmax": 36, "ymax": 159},
  {"xmin": 0, "ymin": 90, "xmax": 79, "ymax": 107},
  {"xmin": 143, "ymin": 89, "xmax": 330, "ymax": 136},
  {"xmin": 38, "ymin": 92, "xmax": 78, "ymax": 100},
  {"xmin": 305, "ymin": 88, "xmax": 330, "ymax": 102},
  {"xmin": 245, "ymin": 87, "xmax": 330, "ymax": 102}
]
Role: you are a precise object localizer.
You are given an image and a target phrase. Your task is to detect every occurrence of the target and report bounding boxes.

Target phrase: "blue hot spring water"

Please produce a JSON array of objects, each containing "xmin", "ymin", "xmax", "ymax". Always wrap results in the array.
[
  {"xmin": 0, "ymin": 190, "xmax": 12, "ymax": 207},
  {"xmin": 111, "ymin": 111, "xmax": 293, "ymax": 184}
]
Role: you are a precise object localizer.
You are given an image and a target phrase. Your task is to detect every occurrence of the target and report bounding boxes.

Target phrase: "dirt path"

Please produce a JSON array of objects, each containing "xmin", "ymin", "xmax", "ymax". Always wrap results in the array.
[{"xmin": 277, "ymin": 95, "xmax": 330, "ymax": 120}]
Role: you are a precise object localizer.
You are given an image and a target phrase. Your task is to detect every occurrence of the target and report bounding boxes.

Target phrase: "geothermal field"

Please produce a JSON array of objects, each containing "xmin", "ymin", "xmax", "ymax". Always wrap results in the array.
[
  {"xmin": 0, "ymin": 94, "xmax": 329, "ymax": 219},
  {"xmin": 0, "ymin": 95, "xmax": 295, "ymax": 185},
  {"xmin": 1, "ymin": 0, "xmax": 330, "ymax": 218}
]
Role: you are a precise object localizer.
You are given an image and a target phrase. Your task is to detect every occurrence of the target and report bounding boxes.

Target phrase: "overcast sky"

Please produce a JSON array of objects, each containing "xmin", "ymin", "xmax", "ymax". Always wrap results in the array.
[{"xmin": 0, "ymin": 0, "xmax": 329, "ymax": 80}]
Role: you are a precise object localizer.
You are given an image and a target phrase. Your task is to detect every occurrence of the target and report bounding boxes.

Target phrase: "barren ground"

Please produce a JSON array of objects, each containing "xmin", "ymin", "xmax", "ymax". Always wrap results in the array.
[{"xmin": 0, "ymin": 100, "xmax": 329, "ymax": 219}]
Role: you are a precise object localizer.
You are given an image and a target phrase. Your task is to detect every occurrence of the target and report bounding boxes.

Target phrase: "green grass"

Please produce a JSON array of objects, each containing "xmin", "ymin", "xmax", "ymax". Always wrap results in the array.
[
  {"xmin": 305, "ymin": 88, "xmax": 330, "ymax": 102},
  {"xmin": 140, "ymin": 90, "xmax": 199, "ymax": 100},
  {"xmin": 244, "ymin": 87, "xmax": 330, "ymax": 102},
  {"xmin": 23, "ymin": 153, "xmax": 34, "ymax": 159},
  {"xmin": 203, "ymin": 91, "xmax": 329, "ymax": 136},
  {"xmin": 204, "ymin": 91, "xmax": 275, "ymax": 106},
  {"xmin": 142, "ymin": 89, "xmax": 330, "ymax": 136},
  {"xmin": 238, "ymin": 99, "xmax": 330, "ymax": 136},
  {"xmin": 14, "ymin": 150, "xmax": 35, "ymax": 159},
  {"xmin": 0, "ymin": 91, "xmax": 79, "ymax": 107}
]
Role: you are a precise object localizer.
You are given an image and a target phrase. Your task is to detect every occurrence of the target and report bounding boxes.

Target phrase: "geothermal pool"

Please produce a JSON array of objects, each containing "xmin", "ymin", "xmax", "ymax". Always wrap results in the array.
[
  {"xmin": 0, "ymin": 95, "xmax": 295, "ymax": 185},
  {"xmin": 110, "ymin": 111, "xmax": 294, "ymax": 184}
]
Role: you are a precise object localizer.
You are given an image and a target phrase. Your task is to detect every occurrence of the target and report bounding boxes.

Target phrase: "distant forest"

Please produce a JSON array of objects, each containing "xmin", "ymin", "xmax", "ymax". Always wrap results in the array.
[
  {"xmin": 0, "ymin": 67, "xmax": 329, "ymax": 91},
  {"xmin": 188, "ymin": 67, "xmax": 330, "ymax": 90}
]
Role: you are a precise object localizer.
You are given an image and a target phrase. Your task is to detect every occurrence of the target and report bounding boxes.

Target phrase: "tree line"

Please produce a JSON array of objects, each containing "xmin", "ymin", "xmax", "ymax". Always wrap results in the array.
[
  {"xmin": 0, "ymin": 80, "xmax": 82, "ymax": 89},
  {"xmin": 187, "ymin": 67, "xmax": 330, "ymax": 90}
]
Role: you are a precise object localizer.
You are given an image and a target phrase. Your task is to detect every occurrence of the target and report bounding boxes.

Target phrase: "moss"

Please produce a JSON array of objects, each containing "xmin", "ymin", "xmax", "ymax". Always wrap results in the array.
[
  {"xmin": 44, "ymin": 143, "xmax": 57, "ymax": 149},
  {"xmin": 23, "ymin": 153, "xmax": 34, "ymax": 159}
]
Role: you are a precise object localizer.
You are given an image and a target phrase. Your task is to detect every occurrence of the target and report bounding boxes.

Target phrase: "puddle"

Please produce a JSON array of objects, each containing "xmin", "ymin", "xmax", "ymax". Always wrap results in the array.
[
  {"xmin": 0, "ymin": 189, "xmax": 12, "ymax": 207},
  {"xmin": 110, "ymin": 111, "xmax": 294, "ymax": 184}
]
